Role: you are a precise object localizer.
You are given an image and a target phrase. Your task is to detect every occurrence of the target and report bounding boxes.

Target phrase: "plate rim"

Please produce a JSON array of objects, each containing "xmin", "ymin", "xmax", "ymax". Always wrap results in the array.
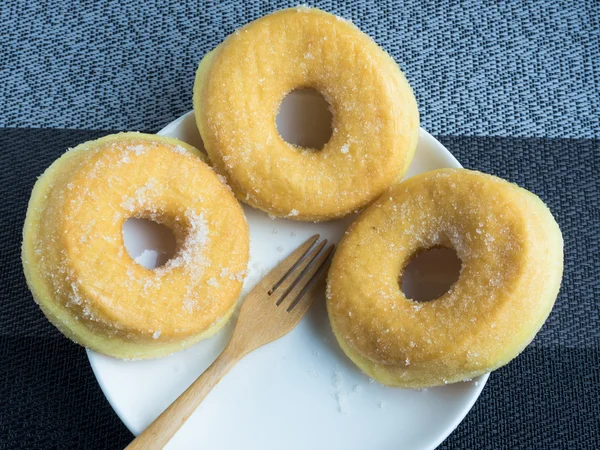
[{"xmin": 87, "ymin": 111, "xmax": 489, "ymax": 449}]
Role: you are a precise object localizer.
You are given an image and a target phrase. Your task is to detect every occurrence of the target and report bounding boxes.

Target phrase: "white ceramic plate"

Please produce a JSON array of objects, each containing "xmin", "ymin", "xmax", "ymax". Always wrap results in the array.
[{"xmin": 88, "ymin": 111, "xmax": 488, "ymax": 450}]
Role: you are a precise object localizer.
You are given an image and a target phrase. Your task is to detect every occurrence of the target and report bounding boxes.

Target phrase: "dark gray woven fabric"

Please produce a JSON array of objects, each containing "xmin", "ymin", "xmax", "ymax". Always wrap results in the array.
[
  {"xmin": 1, "ymin": 129, "xmax": 598, "ymax": 449},
  {"xmin": 1, "ymin": 0, "xmax": 598, "ymax": 138}
]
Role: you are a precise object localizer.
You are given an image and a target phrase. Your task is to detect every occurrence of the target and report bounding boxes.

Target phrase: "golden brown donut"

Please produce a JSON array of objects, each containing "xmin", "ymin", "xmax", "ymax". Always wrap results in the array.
[
  {"xmin": 193, "ymin": 7, "xmax": 419, "ymax": 221},
  {"xmin": 327, "ymin": 169, "xmax": 563, "ymax": 388},
  {"xmin": 22, "ymin": 133, "xmax": 249, "ymax": 359}
]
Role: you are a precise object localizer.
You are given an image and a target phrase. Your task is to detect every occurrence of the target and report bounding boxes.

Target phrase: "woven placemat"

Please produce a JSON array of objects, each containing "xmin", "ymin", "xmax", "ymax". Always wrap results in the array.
[{"xmin": 1, "ymin": 129, "xmax": 598, "ymax": 449}]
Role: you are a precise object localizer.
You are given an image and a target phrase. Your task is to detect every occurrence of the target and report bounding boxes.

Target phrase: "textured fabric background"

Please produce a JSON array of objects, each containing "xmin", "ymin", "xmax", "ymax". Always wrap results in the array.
[
  {"xmin": 1, "ymin": 0, "xmax": 599, "ymax": 137},
  {"xmin": 1, "ymin": 0, "xmax": 599, "ymax": 449}
]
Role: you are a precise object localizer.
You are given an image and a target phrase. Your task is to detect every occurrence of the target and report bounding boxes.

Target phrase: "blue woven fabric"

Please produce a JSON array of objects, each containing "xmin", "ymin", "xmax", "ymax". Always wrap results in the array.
[{"xmin": 1, "ymin": 0, "xmax": 598, "ymax": 137}]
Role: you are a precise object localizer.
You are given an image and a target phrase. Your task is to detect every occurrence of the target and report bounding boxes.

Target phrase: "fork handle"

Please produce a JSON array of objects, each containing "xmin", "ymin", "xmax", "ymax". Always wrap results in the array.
[{"xmin": 125, "ymin": 343, "xmax": 243, "ymax": 450}]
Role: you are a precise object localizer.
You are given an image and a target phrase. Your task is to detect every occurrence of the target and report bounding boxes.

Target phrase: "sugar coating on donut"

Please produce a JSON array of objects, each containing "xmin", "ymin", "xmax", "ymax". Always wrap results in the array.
[
  {"xmin": 327, "ymin": 168, "xmax": 563, "ymax": 388},
  {"xmin": 22, "ymin": 133, "xmax": 250, "ymax": 359},
  {"xmin": 172, "ymin": 145, "xmax": 189, "ymax": 155},
  {"xmin": 160, "ymin": 209, "xmax": 209, "ymax": 273},
  {"xmin": 194, "ymin": 7, "xmax": 420, "ymax": 221}
]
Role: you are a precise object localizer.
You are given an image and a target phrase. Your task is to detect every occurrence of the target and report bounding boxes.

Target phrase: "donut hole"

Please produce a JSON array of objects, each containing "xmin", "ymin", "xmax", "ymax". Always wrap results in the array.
[
  {"xmin": 276, "ymin": 88, "xmax": 333, "ymax": 150},
  {"xmin": 122, "ymin": 218, "xmax": 177, "ymax": 269},
  {"xmin": 400, "ymin": 247, "xmax": 462, "ymax": 302}
]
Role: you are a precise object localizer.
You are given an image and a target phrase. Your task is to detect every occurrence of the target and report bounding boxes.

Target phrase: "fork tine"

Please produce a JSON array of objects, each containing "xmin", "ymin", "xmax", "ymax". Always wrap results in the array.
[
  {"xmin": 274, "ymin": 239, "xmax": 327, "ymax": 305},
  {"xmin": 266, "ymin": 234, "xmax": 319, "ymax": 295},
  {"xmin": 286, "ymin": 244, "xmax": 335, "ymax": 312}
]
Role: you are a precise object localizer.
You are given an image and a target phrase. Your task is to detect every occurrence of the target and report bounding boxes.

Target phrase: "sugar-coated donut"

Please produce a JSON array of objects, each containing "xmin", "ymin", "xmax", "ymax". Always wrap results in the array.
[
  {"xmin": 327, "ymin": 169, "xmax": 563, "ymax": 388},
  {"xmin": 193, "ymin": 7, "xmax": 419, "ymax": 221},
  {"xmin": 22, "ymin": 133, "xmax": 249, "ymax": 359}
]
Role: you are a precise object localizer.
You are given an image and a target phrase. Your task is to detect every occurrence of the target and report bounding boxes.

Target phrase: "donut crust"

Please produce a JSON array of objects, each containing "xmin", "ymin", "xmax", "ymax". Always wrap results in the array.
[
  {"xmin": 22, "ymin": 133, "xmax": 249, "ymax": 359},
  {"xmin": 327, "ymin": 169, "xmax": 563, "ymax": 387},
  {"xmin": 194, "ymin": 7, "xmax": 419, "ymax": 221}
]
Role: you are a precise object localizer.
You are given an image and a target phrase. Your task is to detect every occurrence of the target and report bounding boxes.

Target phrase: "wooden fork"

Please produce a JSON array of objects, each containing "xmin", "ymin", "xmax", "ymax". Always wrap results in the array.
[{"xmin": 126, "ymin": 234, "xmax": 334, "ymax": 450}]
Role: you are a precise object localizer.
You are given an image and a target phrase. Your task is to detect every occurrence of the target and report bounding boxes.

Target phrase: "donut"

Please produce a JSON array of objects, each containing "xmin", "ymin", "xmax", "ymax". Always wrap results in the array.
[
  {"xmin": 193, "ymin": 7, "xmax": 419, "ymax": 221},
  {"xmin": 327, "ymin": 169, "xmax": 563, "ymax": 388},
  {"xmin": 22, "ymin": 133, "xmax": 249, "ymax": 359}
]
